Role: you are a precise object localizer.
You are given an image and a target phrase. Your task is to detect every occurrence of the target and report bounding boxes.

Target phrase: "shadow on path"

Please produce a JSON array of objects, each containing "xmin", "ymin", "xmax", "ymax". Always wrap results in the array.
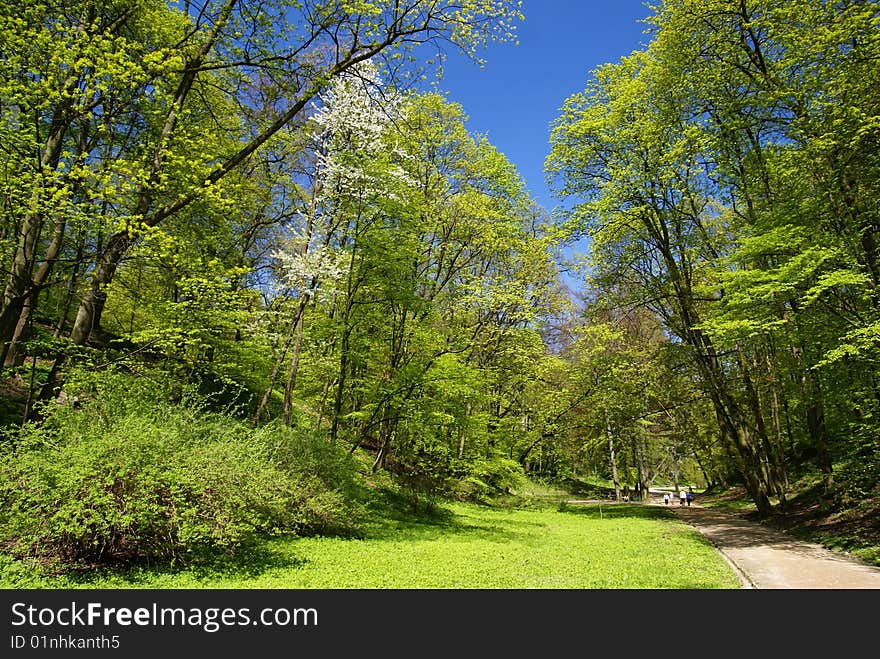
[{"xmin": 667, "ymin": 504, "xmax": 880, "ymax": 589}]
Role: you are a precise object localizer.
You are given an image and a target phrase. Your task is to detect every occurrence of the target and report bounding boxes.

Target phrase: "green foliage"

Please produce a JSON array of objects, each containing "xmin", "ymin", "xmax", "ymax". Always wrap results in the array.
[
  {"xmin": 455, "ymin": 457, "xmax": 526, "ymax": 503},
  {"xmin": 546, "ymin": 0, "xmax": 880, "ymax": 516},
  {"xmin": 389, "ymin": 441, "xmax": 463, "ymax": 514},
  {"xmin": 832, "ymin": 430, "xmax": 880, "ymax": 507},
  {"xmin": 257, "ymin": 420, "xmax": 366, "ymax": 513},
  {"xmin": 1, "ymin": 408, "xmax": 280, "ymax": 565},
  {"xmin": 0, "ymin": 372, "xmax": 361, "ymax": 567}
]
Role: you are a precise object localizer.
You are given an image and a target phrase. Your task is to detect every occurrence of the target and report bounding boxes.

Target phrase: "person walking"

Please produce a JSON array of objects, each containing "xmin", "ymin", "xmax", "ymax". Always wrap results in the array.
[
  {"xmin": 679, "ymin": 489, "xmax": 686, "ymax": 506},
  {"xmin": 686, "ymin": 490, "xmax": 693, "ymax": 506},
  {"xmin": 663, "ymin": 493, "xmax": 669, "ymax": 505}
]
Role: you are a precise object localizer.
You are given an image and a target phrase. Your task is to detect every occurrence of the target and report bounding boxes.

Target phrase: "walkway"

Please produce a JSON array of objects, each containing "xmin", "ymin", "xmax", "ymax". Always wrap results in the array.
[{"xmin": 668, "ymin": 504, "xmax": 880, "ymax": 589}]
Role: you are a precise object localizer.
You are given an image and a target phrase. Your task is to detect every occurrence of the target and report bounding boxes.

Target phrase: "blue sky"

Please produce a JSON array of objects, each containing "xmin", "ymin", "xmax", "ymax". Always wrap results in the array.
[{"xmin": 431, "ymin": 0, "xmax": 655, "ymax": 214}]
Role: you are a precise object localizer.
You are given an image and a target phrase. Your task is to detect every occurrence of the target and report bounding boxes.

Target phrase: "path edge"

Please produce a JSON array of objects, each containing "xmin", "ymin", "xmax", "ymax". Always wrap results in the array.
[{"xmin": 685, "ymin": 521, "xmax": 756, "ymax": 589}]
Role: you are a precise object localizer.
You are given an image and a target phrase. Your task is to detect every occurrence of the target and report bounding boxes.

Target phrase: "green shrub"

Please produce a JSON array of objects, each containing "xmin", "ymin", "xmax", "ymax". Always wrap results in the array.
[
  {"xmin": 257, "ymin": 422, "xmax": 365, "ymax": 536},
  {"xmin": 259, "ymin": 421, "xmax": 364, "ymax": 502},
  {"xmin": 2, "ymin": 410, "xmax": 280, "ymax": 565},
  {"xmin": 388, "ymin": 441, "xmax": 463, "ymax": 514},
  {"xmin": 455, "ymin": 457, "xmax": 527, "ymax": 503},
  {"xmin": 0, "ymin": 372, "xmax": 363, "ymax": 567}
]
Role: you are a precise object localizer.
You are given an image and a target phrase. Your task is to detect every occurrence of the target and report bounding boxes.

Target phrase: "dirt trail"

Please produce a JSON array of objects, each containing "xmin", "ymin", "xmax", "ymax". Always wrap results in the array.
[{"xmin": 666, "ymin": 503, "xmax": 880, "ymax": 589}]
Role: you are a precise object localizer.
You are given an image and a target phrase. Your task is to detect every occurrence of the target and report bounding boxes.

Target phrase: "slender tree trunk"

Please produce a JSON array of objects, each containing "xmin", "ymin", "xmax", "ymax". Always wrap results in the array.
[
  {"xmin": 0, "ymin": 221, "xmax": 40, "ymax": 367},
  {"xmin": 330, "ymin": 242, "xmax": 361, "ymax": 442},
  {"xmin": 54, "ymin": 238, "xmax": 85, "ymax": 337},
  {"xmin": 4, "ymin": 297, "xmax": 32, "ymax": 368},
  {"xmin": 634, "ymin": 412, "xmax": 650, "ymax": 501},
  {"xmin": 805, "ymin": 382, "xmax": 833, "ymax": 492},
  {"xmin": 736, "ymin": 342, "xmax": 785, "ymax": 505},
  {"xmin": 329, "ymin": 330, "xmax": 351, "ymax": 442},
  {"xmin": 694, "ymin": 342, "xmax": 774, "ymax": 517},
  {"xmin": 758, "ymin": 346, "xmax": 789, "ymax": 502},
  {"xmin": 789, "ymin": 339, "xmax": 834, "ymax": 491},
  {"xmin": 692, "ymin": 447, "xmax": 712, "ymax": 491},
  {"xmin": 70, "ymin": 232, "xmax": 131, "ymax": 345},
  {"xmin": 4, "ymin": 210, "xmax": 71, "ymax": 366},
  {"xmin": 281, "ymin": 296, "xmax": 309, "ymax": 426},
  {"xmin": 22, "ymin": 352, "xmax": 38, "ymax": 424},
  {"xmin": 316, "ymin": 377, "xmax": 335, "ymax": 435},
  {"xmin": 606, "ymin": 411, "xmax": 620, "ymax": 501},
  {"xmin": 252, "ymin": 305, "xmax": 299, "ymax": 426},
  {"xmin": 371, "ymin": 404, "xmax": 394, "ymax": 474},
  {"xmin": 458, "ymin": 401, "xmax": 472, "ymax": 459},
  {"xmin": 0, "ymin": 93, "xmax": 75, "ymax": 363}
]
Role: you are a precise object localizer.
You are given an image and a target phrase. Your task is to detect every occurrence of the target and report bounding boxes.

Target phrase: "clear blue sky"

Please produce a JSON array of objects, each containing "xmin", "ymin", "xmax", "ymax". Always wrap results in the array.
[{"xmin": 431, "ymin": 0, "xmax": 654, "ymax": 214}]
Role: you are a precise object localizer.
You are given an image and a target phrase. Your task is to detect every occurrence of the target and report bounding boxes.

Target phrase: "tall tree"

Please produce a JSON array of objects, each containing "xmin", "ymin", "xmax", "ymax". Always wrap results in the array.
[{"xmin": 0, "ymin": 0, "xmax": 526, "ymax": 362}]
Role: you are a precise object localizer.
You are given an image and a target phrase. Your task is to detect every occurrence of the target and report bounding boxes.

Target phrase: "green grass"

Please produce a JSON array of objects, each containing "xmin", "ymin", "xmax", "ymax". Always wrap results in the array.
[{"xmin": 1, "ymin": 499, "xmax": 742, "ymax": 589}]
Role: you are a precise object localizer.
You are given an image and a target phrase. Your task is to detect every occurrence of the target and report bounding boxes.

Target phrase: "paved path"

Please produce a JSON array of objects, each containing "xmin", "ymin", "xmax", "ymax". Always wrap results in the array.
[{"xmin": 667, "ymin": 504, "xmax": 880, "ymax": 589}]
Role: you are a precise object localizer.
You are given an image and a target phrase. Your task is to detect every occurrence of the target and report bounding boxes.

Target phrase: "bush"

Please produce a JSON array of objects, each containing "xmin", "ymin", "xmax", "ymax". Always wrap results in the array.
[
  {"xmin": 256, "ymin": 422, "xmax": 365, "ymax": 535},
  {"xmin": 388, "ymin": 443, "xmax": 527, "ymax": 511},
  {"xmin": 259, "ymin": 421, "xmax": 364, "ymax": 502},
  {"xmin": 388, "ymin": 441, "xmax": 463, "ymax": 514},
  {"xmin": 455, "ymin": 457, "xmax": 527, "ymax": 503},
  {"xmin": 0, "ymin": 372, "xmax": 362, "ymax": 567}
]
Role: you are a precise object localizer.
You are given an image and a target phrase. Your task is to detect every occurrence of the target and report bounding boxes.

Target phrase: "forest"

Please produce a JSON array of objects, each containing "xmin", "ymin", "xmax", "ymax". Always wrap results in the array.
[{"xmin": 1, "ymin": 0, "xmax": 878, "ymax": 572}]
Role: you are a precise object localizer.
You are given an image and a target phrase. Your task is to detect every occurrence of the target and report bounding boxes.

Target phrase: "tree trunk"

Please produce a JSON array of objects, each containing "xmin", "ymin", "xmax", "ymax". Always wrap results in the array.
[
  {"xmin": 606, "ymin": 412, "xmax": 620, "ymax": 502},
  {"xmin": 54, "ymin": 237, "xmax": 85, "ymax": 337},
  {"xmin": 737, "ymin": 342, "xmax": 786, "ymax": 506},
  {"xmin": 329, "ymin": 330, "xmax": 351, "ymax": 442},
  {"xmin": 252, "ymin": 305, "xmax": 300, "ymax": 426},
  {"xmin": 0, "ymin": 94, "xmax": 74, "ymax": 364},
  {"xmin": 634, "ymin": 418, "xmax": 650, "ymax": 501},
  {"xmin": 458, "ymin": 401, "xmax": 472, "ymax": 458},
  {"xmin": 281, "ymin": 296, "xmax": 309, "ymax": 426},
  {"xmin": 0, "ymin": 222, "xmax": 39, "ymax": 367},
  {"xmin": 4, "ymin": 210, "xmax": 71, "ymax": 366},
  {"xmin": 371, "ymin": 405, "xmax": 395, "ymax": 474},
  {"xmin": 70, "ymin": 232, "xmax": 131, "ymax": 344}
]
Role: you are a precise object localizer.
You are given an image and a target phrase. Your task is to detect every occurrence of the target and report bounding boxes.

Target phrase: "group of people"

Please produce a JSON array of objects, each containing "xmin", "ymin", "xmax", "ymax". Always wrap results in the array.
[{"xmin": 662, "ymin": 488, "xmax": 693, "ymax": 506}]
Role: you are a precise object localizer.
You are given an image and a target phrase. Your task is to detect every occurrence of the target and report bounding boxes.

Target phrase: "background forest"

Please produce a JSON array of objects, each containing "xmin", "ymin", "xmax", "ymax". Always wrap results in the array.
[{"xmin": 1, "ymin": 0, "xmax": 878, "ymax": 572}]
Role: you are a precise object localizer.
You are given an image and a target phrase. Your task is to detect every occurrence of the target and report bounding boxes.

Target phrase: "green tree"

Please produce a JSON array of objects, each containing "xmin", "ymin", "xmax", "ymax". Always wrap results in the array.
[{"xmin": 0, "ymin": 0, "xmax": 526, "ymax": 361}]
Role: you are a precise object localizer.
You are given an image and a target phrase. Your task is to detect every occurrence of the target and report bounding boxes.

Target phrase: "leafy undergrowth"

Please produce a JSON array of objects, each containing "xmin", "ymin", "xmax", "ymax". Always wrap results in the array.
[{"xmin": 0, "ymin": 496, "xmax": 741, "ymax": 589}]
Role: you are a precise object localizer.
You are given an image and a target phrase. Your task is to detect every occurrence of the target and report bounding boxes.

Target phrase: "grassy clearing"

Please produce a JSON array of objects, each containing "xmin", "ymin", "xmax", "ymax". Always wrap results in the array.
[{"xmin": 2, "ymin": 498, "xmax": 741, "ymax": 589}]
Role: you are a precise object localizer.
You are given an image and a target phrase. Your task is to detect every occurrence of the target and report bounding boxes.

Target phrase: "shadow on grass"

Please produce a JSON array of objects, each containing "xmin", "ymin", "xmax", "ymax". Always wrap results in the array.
[
  {"xmin": 23, "ymin": 490, "xmax": 542, "ymax": 586},
  {"xmin": 558, "ymin": 502, "xmax": 676, "ymax": 521},
  {"xmin": 39, "ymin": 540, "xmax": 312, "ymax": 588},
  {"xmin": 360, "ymin": 488, "xmax": 545, "ymax": 544}
]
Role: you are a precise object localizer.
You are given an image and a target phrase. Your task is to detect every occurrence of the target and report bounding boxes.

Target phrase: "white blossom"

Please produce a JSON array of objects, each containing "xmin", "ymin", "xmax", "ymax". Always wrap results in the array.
[
  {"xmin": 309, "ymin": 60, "xmax": 416, "ymax": 201},
  {"xmin": 272, "ymin": 230, "xmax": 349, "ymax": 303}
]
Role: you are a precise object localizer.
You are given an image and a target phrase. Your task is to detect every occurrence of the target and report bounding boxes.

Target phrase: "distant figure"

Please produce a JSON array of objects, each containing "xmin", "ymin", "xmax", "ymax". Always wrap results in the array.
[
  {"xmin": 679, "ymin": 489, "xmax": 687, "ymax": 506},
  {"xmin": 686, "ymin": 490, "xmax": 693, "ymax": 506},
  {"xmin": 663, "ymin": 493, "xmax": 670, "ymax": 505}
]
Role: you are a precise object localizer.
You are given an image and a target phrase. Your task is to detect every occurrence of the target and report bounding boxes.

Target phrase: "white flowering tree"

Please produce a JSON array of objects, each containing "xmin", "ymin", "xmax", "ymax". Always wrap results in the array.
[{"xmin": 255, "ymin": 60, "xmax": 410, "ymax": 425}]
